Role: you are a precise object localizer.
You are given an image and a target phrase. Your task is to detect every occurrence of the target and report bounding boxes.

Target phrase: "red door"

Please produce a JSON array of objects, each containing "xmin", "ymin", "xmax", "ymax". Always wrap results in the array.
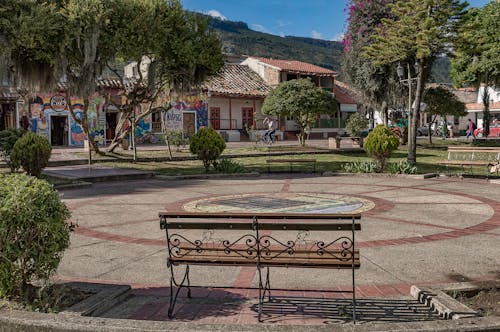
[
  {"xmin": 210, "ymin": 107, "xmax": 220, "ymax": 129},
  {"xmin": 242, "ymin": 107, "xmax": 254, "ymax": 129}
]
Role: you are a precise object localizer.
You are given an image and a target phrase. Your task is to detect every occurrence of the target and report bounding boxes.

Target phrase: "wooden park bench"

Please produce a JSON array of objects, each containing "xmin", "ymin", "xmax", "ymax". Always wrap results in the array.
[
  {"xmin": 266, "ymin": 158, "xmax": 317, "ymax": 173},
  {"xmin": 159, "ymin": 212, "xmax": 361, "ymax": 322},
  {"xmin": 437, "ymin": 146, "xmax": 500, "ymax": 177},
  {"xmin": 329, "ymin": 136, "xmax": 364, "ymax": 149}
]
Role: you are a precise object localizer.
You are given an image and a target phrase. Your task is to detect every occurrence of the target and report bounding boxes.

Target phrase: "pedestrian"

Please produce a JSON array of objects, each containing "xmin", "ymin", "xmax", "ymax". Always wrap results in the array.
[{"xmin": 466, "ymin": 118, "xmax": 476, "ymax": 141}]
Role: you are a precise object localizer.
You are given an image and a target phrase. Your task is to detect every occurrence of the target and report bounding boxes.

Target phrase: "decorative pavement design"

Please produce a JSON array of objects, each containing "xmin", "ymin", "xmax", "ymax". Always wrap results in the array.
[{"xmin": 183, "ymin": 192, "xmax": 376, "ymax": 214}]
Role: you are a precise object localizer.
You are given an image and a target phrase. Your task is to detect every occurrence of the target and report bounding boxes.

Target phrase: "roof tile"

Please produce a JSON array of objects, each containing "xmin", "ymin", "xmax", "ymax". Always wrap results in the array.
[{"xmin": 252, "ymin": 57, "xmax": 337, "ymax": 76}]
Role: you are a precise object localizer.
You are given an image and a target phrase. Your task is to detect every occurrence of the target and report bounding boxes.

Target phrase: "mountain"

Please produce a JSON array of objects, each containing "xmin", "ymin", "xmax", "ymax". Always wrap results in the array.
[
  {"xmin": 205, "ymin": 16, "xmax": 452, "ymax": 83},
  {"xmin": 207, "ymin": 17, "xmax": 343, "ymax": 72}
]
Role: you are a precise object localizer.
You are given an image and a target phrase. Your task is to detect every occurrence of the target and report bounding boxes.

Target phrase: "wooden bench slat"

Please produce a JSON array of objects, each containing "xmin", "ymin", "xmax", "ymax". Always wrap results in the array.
[
  {"xmin": 266, "ymin": 159, "xmax": 317, "ymax": 163},
  {"xmin": 437, "ymin": 160, "xmax": 493, "ymax": 166},
  {"xmin": 165, "ymin": 222, "xmax": 360, "ymax": 231}
]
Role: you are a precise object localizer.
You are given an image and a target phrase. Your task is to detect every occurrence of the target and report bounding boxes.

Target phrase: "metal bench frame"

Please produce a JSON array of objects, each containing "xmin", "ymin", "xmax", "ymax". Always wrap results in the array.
[
  {"xmin": 437, "ymin": 147, "xmax": 500, "ymax": 178},
  {"xmin": 159, "ymin": 212, "xmax": 360, "ymax": 322}
]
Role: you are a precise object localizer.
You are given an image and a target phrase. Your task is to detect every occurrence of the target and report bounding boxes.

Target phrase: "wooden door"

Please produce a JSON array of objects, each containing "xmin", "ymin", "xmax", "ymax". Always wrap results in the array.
[
  {"xmin": 183, "ymin": 113, "xmax": 196, "ymax": 138},
  {"xmin": 242, "ymin": 107, "xmax": 254, "ymax": 129}
]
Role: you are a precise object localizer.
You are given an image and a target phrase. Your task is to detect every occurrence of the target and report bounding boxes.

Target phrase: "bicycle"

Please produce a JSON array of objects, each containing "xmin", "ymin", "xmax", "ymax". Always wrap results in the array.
[{"xmin": 259, "ymin": 130, "xmax": 277, "ymax": 145}]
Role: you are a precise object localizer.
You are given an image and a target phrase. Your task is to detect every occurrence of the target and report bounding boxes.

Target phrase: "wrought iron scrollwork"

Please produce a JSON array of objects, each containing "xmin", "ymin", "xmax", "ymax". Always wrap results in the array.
[
  {"xmin": 221, "ymin": 234, "xmax": 258, "ymax": 260},
  {"xmin": 316, "ymin": 236, "xmax": 354, "ymax": 261},
  {"xmin": 169, "ymin": 234, "xmax": 203, "ymax": 258},
  {"xmin": 259, "ymin": 236, "xmax": 296, "ymax": 259}
]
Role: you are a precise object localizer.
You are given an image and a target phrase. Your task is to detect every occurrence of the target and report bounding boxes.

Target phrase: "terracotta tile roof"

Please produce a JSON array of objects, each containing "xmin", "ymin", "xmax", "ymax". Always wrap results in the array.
[
  {"xmin": 203, "ymin": 64, "xmax": 271, "ymax": 98},
  {"xmin": 57, "ymin": 78, "xmax": 124, "ymax": 91},
  {"xmin": 251, "ymin": 57, "xmax": 337, "ymax": 76},
  {"xmin": 466, "ymin": 101, "xmax": 500, "ymax": 111},
  {"xmin": 0, "ymin": 86, "xmax": 20, "ymax": 101},
  {"xmin": 334, "ymin": 81, "xmax": 359, "ymax": 104}
]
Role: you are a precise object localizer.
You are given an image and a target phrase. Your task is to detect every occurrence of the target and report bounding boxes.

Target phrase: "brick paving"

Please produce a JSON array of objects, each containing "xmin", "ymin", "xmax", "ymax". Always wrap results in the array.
[{"xmin": 54, "ymin": 174, "xmax": 500, "ymax": 326}]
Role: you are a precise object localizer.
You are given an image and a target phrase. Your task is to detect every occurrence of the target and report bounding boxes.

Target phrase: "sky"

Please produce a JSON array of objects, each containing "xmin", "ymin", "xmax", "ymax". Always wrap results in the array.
[{"xmin": 181, "ymin": 0, "xmax": 492, "ymax": 41}]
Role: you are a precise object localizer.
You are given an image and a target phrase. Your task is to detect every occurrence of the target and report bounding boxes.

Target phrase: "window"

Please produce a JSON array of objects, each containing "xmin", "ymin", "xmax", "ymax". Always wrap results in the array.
[
  {"xmin": 210, "ymin": 107, "xmax": 220, "ymax": 129},
  {"xmin": 151, "ymin": 111, "xmax": 162, "ymax": 132},
  {"xmin": 242, "ymin": 107, "xmax": 254, "ymax": 129}
]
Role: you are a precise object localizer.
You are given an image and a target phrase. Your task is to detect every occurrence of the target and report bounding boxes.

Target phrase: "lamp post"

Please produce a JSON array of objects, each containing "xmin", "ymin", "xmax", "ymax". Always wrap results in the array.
[
  {"xmin": 396, "ymin": 61, "xmax": 419, "ymax": 142},
  {"xmin": 131, "ymin": 110, "xmax": 137, "ymax": 162}
]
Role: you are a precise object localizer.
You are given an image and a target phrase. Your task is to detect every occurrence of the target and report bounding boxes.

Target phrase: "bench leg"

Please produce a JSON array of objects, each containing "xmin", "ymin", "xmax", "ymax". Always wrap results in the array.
[
  {"xmin": 257, "ymin": 266, "xmax": 271, "ymax": 322},
  {"xmin": 168, "ymin": 264, "xmax": 190, "ymax": 319}
]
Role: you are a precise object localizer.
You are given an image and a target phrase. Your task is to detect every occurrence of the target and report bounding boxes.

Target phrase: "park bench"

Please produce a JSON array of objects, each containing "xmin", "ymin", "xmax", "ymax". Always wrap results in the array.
[
  {"xmin": 437, "ymin": 146, "xmax": 500, "ymax": 177},
  {"xmin": 266, "ymin": 158, "xmax": 317, "ymax": 173},
  {"xmin": 329, "ymin": 136, "xmax": 364, "ymax": 149},
  {"xmin": 159, "ymin": 212, "xmax": 361, "ymax": 322}
]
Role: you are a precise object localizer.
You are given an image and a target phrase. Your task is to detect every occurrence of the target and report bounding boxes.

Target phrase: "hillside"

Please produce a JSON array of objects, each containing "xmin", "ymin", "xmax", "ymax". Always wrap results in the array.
[
  {"xmin": 206, "ymin": 16, "xmax": 451, "ymax": 83},
  {"xmin": 207, "ymin": 18, "xmax": 343, "ymax": 72}
]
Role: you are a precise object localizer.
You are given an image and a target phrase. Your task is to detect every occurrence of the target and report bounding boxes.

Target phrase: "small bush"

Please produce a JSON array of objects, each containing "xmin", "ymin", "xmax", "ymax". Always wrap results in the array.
[
  {"xmin": 341, "ymin": 161, "xmax": 378, "ymax": 173},
  {"xmin": 388, "ymin": 160, "xmax": 417, "ymax": 174},
  {"xmin": 10, "ymin": 132, "xmax": 52, "ymax": 177},
  {"xmin": 0, "ymin": 174, "xmax": 73, "ymax": 298},
  {"xmin": 214, "ymin": 158, "xmax": 245, "ymax": 173},
  {"xmin": 0, "ymin": 129, "xmax": 26, "ymax": 172},
  {"xmin": 346, "ymin": 113, "xmax": 369, "ymax": 137},
  {"xmin": 164, "ymin": 130, "xmax": 189, "ymax": 151},
  {"xmin": 189, "ymin": 127, "xmax": 226, "ymax": 172},
  {"xmin": 364, "ymin": 125, "xmax": 400, "ymax": 171}
]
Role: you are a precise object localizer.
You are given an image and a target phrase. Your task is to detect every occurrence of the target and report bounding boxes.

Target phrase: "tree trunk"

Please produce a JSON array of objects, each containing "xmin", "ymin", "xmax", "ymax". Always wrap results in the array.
[
  {"xmin": 380, "ymin": 101, "xmax": 389, "ymax": 126},
  {"xmin": 407, "ymin": 59, "xmax": 424, "ymax": 166},
  {"xmin": 482, "ymin": 87, "xmax": 490, "ymax": 137},
  {"xmin": 427, "ymin": 115, "xmax": 438, "ymax": 145}
]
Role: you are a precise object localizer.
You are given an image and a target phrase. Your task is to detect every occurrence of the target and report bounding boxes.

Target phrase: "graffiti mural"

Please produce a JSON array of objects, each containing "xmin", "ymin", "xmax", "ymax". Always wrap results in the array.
[{"xmin": 168, "ymin": 95, "xmax": 207, "ymax": 132}]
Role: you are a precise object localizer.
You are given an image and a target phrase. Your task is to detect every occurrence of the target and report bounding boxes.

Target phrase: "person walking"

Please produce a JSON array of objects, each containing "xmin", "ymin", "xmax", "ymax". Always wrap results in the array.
[{"xmin": 466, "ymin": 118, "xmax": 476, "ymax": 141}]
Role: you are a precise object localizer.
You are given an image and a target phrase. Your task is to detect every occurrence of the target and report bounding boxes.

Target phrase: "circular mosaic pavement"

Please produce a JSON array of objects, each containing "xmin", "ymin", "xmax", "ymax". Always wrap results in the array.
[{"xmin": 183, "ymin": 192, "xmax": 376, "ymax": 214}]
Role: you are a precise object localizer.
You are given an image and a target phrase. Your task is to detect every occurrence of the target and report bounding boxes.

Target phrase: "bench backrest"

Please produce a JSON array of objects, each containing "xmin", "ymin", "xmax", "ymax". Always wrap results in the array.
[
  {"xmin": 159, "ymin": 212, "xmax": 361, "ymax": 266},
  {"xmin": 447, "ymin": 147, "xmax": 500, "ymax": 161}
]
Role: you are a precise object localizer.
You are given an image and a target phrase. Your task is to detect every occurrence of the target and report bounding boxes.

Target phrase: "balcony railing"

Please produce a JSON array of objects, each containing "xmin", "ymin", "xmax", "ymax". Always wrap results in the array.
[{"xmin": 209, "ymin": 118, "xmax": 238, "ymax": 130}]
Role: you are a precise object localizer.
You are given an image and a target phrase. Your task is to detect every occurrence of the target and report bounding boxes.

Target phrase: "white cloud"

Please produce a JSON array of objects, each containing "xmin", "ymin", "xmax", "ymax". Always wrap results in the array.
[
  {"xmin": 331, "ymin": 33, "xmax": 345, "ymax": 42},
  {"xmin": 206, "ymin": 9, "xmax": 226, "ymax": 20},
  {"xmin": 275, "ymin": 20, "xmax": 292, "ymax": 29},
  {"xmin": 251, "ymin": 24, "xmax": 272, "ymax": 34},
  {"xmin": 311, "ymin": 30, "xmax": 323, "ymax": 39}
]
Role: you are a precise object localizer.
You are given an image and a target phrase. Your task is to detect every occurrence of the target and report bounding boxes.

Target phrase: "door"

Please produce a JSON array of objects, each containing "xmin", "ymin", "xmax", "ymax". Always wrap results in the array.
[
  {"xmin": 50, "ymin": 115, "xmax": 67, "ymax": 146},
  {"xmin": 106, "ymin": 112, "xmax": 117, "ymax": 141},
  {"xmin": 183, "ymin": 113, "xmax": 196, "ymax": 138},
  {"xmin": 242, "ymin": 107, "xmax": 254, "ymax": 129},
  {"xmin": 209, "ymin": 107, "xmax": 220, "ymax": 129}
]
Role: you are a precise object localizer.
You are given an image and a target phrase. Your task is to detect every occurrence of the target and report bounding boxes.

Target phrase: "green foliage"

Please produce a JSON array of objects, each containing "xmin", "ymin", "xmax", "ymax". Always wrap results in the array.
[
  {"xmin": 165, "ymin": 130, "xmax": 189, "ymax": 151},
  {"xmin": 388, "ymin": 160, "xmax": 417, "ymax": 174},
  {"xmin": 424, "ymin": 87, "xmax": 466, "ymax": 117},
  {"xmin": 451, "ymin": 1, "xmax": 500, "ymax": 137},
  {"xmin": 214, "ymin": 158, "xmax": 245, "ymax": 173},
  {"xmin": 341, "ymin": 161, "xmax": 378, "ymax": 173},
  {"xmin": 0, "ymin": 174, "xmax": 72, "ymax": 298},
  {"xmin": 205, "ymin": 15, "xmax": 342, "ymax": 71},
  {"xmin": 0, "ymin": 129, "xmax": 26, "ymax": 172},
  {"xmin": 189, "ymin": 127, "xmax": 226, "ymax": 172},
  {"xmin": 346, "ymin": 113, "xmax": 369, "ymax": 137},
  {"xmin": 262, "ymin": 79, "xmax": 337, "ymax": 146},
  {"xmin": 364, "ymin": 125, "xmax": 400, "ymax": 171},
  {"xmin": 10, "ymin": 132, "xmax": 52, "ymax": 178}
]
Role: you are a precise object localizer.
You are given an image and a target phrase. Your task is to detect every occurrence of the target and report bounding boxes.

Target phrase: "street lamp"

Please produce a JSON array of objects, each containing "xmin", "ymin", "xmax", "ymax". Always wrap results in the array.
[{"xmin": 396, "ymin": 61, "xmax": 419, "ymax": 137}]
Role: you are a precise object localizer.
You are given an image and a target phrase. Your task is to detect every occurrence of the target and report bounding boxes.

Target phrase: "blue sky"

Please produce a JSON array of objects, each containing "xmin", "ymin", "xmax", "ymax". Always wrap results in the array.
[{"xmin": 181, "ymin": 0, "xmax": 492, "ymax": 41}]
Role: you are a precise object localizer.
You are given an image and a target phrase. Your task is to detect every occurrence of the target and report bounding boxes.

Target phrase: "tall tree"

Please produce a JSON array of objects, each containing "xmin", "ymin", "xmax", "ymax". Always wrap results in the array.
[
  {"xmin": 363, "ymin": 0, "xmax": 467, "ymax": 165},
  {"xmin": 0, "ymin": 0, "xmax": 223, "ymax": 153},
  {"xmin": 423, "ymin": 86, "xmax": 467, "ymax": 144},
  {"xmin": 451, "ymin": 1, "xmax": 500, "ymax": 137},
  {"xmin": 262, "ymin": 79, "xmax": 338, "ymax": 146},
  {"xmin": 342, "ymin": 0, "xmax": 405, "ymax": 126},
  {"xmin": 104, "ymin": 0, "xmax": 223, "ymax": 152}
]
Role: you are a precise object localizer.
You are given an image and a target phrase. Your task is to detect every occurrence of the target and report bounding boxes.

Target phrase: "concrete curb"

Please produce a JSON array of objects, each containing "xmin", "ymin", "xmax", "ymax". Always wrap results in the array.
[
  {"xmin": 155, "ymin": 172, "xmax": 261, "ymax": 181},
  {"xmin": 322, "ymin": 171, "xmax": 439, "ymax": 180},
  {"xmin": 1, "ymin": 308, "xmax": 499, "ymax": 332},
  {"xmin": 54, "ymin": 181, "xmax": 93, "ymax": 190},
  {"xmin": 411, "ymin": 285, "xmax": 479, "ymax": 320}
]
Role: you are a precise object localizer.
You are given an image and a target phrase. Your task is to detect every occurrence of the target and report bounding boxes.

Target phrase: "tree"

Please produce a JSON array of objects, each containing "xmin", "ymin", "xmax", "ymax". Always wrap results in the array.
[
  {"xmin": 189, "ymin": 127, "xmax": 226, "ymax": 172},
  {"xmin": 364, "ymin": 125, "xmax": 400, "ymax": 171},
  {"xmin": 104, "ymin": 0, "xmax": 223, "ymax": 153},
  {"xmin": 422, "ymin": 86, "xmax": 466, "ymax": 144},
  {"xmin": 342, "ymin": 0, "xmax": 406, "ymax": 126},
  {"xmin": 262, "ymin": 79, "xmax": 338, "ymax": 146},
  {"xmin": 451, "ymin": 1, "xmax": 500, "ymax": 137},
  {"xmin": 363, "ymin": 0, "xmax": 467, "ymax": 165},
  {"xmin": 0, "ymin": 0, "xmax": 223, "ymax": 154}
]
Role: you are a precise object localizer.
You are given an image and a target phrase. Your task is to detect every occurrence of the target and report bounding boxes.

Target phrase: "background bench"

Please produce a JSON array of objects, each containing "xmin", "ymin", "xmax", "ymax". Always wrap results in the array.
[
  {"xmin": 159, "ymin": 212, "xmax": 361, "ymax": 322},
  {"xmin": 437, "ymin": 146, "xmax": 500, "ymax": 177},
  {"xmin": 266, "ymin": 158, "xmax": 317, "ymax": 173}
]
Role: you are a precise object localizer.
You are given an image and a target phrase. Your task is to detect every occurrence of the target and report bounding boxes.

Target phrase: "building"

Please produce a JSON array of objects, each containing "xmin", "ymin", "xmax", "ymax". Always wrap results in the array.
[
  {"xmin": 242, "ymin": 57, "xmax": 351, "ymax": 139},
  {"xmin": 465, "ymin": 85, "xmax": 500, "ymax": 130}
]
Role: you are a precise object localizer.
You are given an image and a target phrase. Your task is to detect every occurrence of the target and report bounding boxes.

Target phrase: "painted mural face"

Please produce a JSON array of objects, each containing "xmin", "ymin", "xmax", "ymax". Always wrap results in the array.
[{"xmin": 50, "ymin": 95, "xmax": 67, "ymax": 112}]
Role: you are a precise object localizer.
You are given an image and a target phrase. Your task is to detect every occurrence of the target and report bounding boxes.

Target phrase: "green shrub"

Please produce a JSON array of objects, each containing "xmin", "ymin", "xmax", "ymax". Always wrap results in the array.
[
  {"xmin": 0, "ymin": 174, "xmax": 73, "ymax": 298},
  {"xmin": 10, "ymin": 132, "xmax": 52, "ymax": 177},
  {"xmin": 341, "ymin": 161, "xmax": 378, "ymax": 173},
  {"xmin": 214, "ymin": 158, "xmax": 245, "ymax": 173},
  {"xmin": 346, "ymin": 113, "xmax": 369, "ymax": 137},
  {"xmin": 0, "ymin": 129, "xmax": 26, "ymax": 172},
  {"xmin": 364, "ymin": 125, "xmax": 400, "ymax": 172},
  {"xmin": 164, "ymin": 130, "xmax": 189, "ymax": 151},
  {"xmin": 189, "ymin": 127, "xmax": 226, "ymax": 172},
  {"xmin": 388, "ymin": 160, "xmax": 417, "ymax": 174}
]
